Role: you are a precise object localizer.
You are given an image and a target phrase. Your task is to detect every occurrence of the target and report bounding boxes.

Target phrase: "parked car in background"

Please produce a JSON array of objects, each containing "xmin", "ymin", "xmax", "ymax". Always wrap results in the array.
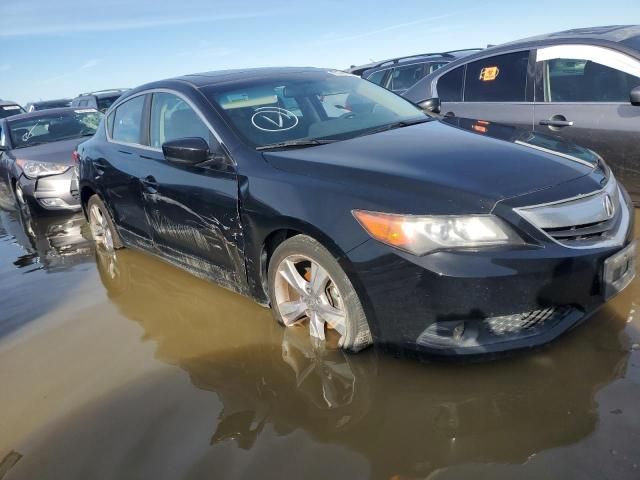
[
  {"xmin": 0, "ymin": 100, "xmax": 25, "ymax": 119},
  {"xmin": 0, "ymin": 107, "xmax": 102, "ymax": 212},
  {"xmin": 78, "ymin": 67, "xmax": 634, "ymax": 357},
  {"xmin": 404, "ymin": 25, "xmax": 640, "ymax": 202},
  {"xmin": 25, "ymin": 99, "xmax": 72, "ymax": 112},
  {"xmin": 71, "ymin": 89, "xmax": 128, "ymax": 113},
  {"xmin": 348, "ymin": 49, "xmax": 482, "ymax": 95}
]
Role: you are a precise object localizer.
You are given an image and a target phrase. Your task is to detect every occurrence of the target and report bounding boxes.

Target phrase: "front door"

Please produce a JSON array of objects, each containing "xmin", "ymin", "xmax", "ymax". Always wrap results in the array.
[
  {"xmin": 532, "ymin": 44, "xmax": 640, "ymax": 200},
  {"xmin": 141, "ymin": 92, "xmax": 246, "ymax": 293}
]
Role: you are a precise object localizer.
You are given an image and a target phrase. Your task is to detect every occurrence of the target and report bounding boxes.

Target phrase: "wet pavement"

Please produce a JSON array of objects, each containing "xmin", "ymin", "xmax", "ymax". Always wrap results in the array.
[{"xmin": 0, "ymin": 204, "xmax": 639, "ymax": 480}]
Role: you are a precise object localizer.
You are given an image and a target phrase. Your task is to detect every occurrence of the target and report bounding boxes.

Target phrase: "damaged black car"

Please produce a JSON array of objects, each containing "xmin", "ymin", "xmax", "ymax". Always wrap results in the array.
[{"xmin": 77, "ymin": 67, "xmax": 635, "ymax": 356}]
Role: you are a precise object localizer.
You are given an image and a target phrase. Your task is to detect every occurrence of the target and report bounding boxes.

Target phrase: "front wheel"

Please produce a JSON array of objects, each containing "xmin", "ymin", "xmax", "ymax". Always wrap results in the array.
[
  {"xmin": 87, "ymin": 194, "xmax": 123, "ymax": 252},
  {"xmin": 268, "ymin": 234, "xmax": 373, "ymax": 352}
]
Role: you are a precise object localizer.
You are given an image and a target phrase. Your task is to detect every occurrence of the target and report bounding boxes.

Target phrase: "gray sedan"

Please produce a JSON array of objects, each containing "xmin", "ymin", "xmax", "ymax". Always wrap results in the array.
[{"xmin": 0, "ymin": 107, "xmax": 102, "ymax": 212}]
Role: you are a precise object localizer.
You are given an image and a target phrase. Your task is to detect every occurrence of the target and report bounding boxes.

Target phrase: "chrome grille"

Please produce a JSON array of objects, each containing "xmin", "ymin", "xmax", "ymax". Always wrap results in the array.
[{"xmin": 515, "ymin": 177, "xmax": 628, "ymax": 248}]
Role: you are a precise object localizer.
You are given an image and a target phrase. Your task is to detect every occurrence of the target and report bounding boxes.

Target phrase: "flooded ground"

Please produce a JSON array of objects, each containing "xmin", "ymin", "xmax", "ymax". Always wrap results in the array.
[{"xmin": 0, "ymin": 204, "xmax": 639, "ymax": 480}]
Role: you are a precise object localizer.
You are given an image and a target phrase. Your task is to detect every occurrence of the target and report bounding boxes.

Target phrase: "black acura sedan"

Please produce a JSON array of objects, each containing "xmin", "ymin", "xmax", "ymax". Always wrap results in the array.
[
  {"xmin": 0, "ymin": 107, "xmax": 102, "ymax": 212},
  {"xmin": 77, "ymin": 67, "xmax": 635, "ymax": 356}
]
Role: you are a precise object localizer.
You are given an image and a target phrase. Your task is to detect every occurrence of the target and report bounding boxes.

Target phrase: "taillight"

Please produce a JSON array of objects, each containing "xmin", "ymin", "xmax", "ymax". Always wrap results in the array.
[{"xmin": 72, "ymin": 150, "xmax": 79, "ymax": 163}]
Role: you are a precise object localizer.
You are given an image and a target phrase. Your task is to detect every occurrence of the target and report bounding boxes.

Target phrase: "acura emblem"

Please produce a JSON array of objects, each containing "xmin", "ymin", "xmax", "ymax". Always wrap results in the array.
[{"xmin": 603, "ymin": 194, "xmax": 615, "ymax": 219}]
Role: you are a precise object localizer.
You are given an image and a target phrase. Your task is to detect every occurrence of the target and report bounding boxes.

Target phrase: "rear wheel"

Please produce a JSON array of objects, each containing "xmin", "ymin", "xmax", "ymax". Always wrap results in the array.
[
  {"xmin": 87, "ymin": 195, "xmax": 123, "ymax": 252},
  {"xmin": 268, "ymin": 235, "xmax": 373, "ymax": 352}
]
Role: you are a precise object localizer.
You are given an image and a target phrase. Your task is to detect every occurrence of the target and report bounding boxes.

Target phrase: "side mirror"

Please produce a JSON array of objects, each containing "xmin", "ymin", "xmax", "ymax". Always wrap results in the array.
[
  {"xmin": 630, "ymin": 86, "xmax": 640, "ymax": 106},
  {"xmin": 162, "ymin": 137, "xmax": 210, "ymax": 165},
  {"xmin": 418, "ymin": 97, "xmax": 441, "ymax": 114}
]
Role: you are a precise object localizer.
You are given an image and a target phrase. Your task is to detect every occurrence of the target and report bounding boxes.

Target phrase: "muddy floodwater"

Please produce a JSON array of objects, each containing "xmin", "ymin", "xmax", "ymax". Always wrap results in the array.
[{"xmin": 0, "ymin": 205, "xmax": 639, "ymax": 480}]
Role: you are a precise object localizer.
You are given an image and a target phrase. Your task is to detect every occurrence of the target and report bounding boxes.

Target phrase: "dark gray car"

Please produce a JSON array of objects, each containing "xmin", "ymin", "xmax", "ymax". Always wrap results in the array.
[
  {"xmin": 0, "ymin": 107, "xmax": 102, "ymax": 212},
  {"xmin": 404, "ymin": 25, "xmax": 640, "ymax": 202}
]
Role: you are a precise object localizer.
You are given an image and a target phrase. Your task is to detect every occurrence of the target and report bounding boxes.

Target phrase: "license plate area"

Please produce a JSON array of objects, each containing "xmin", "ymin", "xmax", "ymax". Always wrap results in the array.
[{"xmin": 604, "ymin": 241, "xmax": 636, "ymax": 300}]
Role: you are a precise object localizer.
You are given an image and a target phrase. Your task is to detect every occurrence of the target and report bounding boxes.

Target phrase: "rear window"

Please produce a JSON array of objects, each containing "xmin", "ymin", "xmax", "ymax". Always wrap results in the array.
[{"xmin": 8, "ymin": 110, "xmax": 103, "ymax": 148}]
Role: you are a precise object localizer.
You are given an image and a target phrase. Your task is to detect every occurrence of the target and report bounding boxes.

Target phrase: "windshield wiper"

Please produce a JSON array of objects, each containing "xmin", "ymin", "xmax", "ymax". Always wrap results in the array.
[
  {"xmin": 256, "ymin": 139, "xmax": 337, "ymax": 151},
  {"xmin": 366, "ymin": 117, "xmax": 434, "ymax": 135}
]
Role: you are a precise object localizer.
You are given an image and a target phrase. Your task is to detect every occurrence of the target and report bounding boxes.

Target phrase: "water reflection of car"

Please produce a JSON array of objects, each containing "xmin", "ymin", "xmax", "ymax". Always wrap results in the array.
[
  {"xmin": 89, "ymin": 247, "xmax": 632, "ymax": 479},
  {"xmin": 0, "ymin": 206, "xmax": 93, "ymax": 271},
  {"xmin": 79, "ymin": 67, "xmax": 635, "ymax": 357},
  {"xmin": 0, "ymin": 107, "xmax": 102, "ymax": 213}
]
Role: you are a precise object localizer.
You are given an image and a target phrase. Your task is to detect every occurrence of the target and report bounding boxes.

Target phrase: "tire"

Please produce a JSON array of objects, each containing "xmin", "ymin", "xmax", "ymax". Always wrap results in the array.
[
  {"xmin": 87, "ymin": 194, "xmax": 123, "ymax": 251},
  {"xmin": 268, "ymin": 234, "xmax": 373, "ymax": 352}
]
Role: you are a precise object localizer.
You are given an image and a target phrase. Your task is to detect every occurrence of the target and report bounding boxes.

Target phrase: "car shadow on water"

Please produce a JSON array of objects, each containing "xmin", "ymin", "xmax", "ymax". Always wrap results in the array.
[{"xmin": 7, "ymin": 242, "xmax": 638, "ymax": 480}]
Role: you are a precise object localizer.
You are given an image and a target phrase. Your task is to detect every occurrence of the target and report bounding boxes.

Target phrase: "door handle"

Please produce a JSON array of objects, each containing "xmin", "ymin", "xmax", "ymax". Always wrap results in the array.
[
  {"xmin": 539, "ymin": 118, "xmax": 573, "ymax": 127},
  {"xmin": 141, "ymin": 175, "xmax": 159, "ymax": 194}
]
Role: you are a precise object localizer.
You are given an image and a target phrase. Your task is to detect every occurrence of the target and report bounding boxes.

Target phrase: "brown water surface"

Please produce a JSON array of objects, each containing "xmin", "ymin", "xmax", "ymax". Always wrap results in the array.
[{"xmin": 0, "ymin": 206, "xmax": 639, "ymax": 479}]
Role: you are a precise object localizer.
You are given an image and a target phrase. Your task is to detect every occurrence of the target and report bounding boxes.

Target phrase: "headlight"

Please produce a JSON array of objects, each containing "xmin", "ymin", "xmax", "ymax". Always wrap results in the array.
[
  {"xmin": 353, "ymin": 210, "xmax": 523, "ymax": 255},
  {"xmin": 16, "ymin": 159, "xmax": 70, "ymax": 179}
]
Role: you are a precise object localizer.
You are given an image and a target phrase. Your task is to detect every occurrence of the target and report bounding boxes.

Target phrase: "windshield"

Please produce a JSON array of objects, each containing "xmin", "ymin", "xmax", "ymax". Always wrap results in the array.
[
  {"xmin": 202, "ymin": 71, "xmax": 425, "ymax": 148},
  {"xmin": 8, "ymin": 109, "xmax": 103, "ymax": 149},
  {"xmin": 0, "ymin": 104, "xmax": 25, "ymax": 119}
]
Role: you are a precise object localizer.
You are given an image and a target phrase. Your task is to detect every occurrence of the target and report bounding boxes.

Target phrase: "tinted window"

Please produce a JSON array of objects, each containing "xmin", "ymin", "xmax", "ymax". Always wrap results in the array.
[
  {"xmin": 438, "ymin": 66, "xmax": 464, "ymax": 102},
  {"xmin": 464, "ymin": 51, "xmax": 529, "ymax": 102},
  {"xmin": 112, "ymin": 95, "xmax": 145, "ymax": 144},
  {"xmin": 78, "ymin": 100, "xmax": 88, "ymax": 107},
  {"xmin": 427, "ymin": 62, "xmax": 448, "ymax": 74},
  {"xmin": 390, "ymin": 64, "xmax": 425, "ymax": 92},
  {"xmin": 150, "ymin": 93, "xmax": 211, "ymax": 148},
  {"xmin": 366, "ymin": 70, "xmax": 387, "ymax": 86},
  {"xmin": 97, "ymin": 95, "xmax": 120, "ymax": 112},
  {"xmin": 543, "ymin": 58, "xmax": 640, "ymax": 102},
  {"xmin": 0, "ymin": 104, "xmax": 25, "ymax": 119}
]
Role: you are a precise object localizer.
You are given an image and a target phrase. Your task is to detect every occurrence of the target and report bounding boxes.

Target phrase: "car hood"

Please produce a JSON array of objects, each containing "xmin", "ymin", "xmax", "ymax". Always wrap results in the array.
[
  {"xmin": 262, "ymin": 119, "xmax": 601, "ymax": 213},
  {"xmin": 10, "ymin": 137, "xmax": 81, "ymax": 165}
]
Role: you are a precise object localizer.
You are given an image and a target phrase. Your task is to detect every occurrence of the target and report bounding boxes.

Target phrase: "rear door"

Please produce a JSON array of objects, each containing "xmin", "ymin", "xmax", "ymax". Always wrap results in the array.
[
  {"xmin": 140, "ymin": 91, "xmax": 245, "ymax": 290},
  {"xmin": 437, "ymin": 50, "xmax": 534, "ymax": 129},
  {"xmin": 100, "ymin": 94, "xmax": 154, "ymax": 245},
  {"xmin": 532, "ymin": 44, "xmax": 640, "ymax": 199}
]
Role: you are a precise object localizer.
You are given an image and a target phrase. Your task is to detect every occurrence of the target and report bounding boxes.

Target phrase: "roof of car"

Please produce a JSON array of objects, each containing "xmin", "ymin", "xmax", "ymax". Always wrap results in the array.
[
  {"xmin": 0, "ymin": 100, "xmax": 22, "ymax": 107},
  {"xmin": 498, "ymin": 25, "xmax": 640, "ymax": 49},
  {"xmin": 3, "ymin": 106, "xmax": 97, "ymax": 122},
  {"xmin": 76, "ymin": 89, "xmax": 129, "ymax": 99},
  {"xmin": 348, "ymin": 49, "xmax": 483, "ymax": 75},
  {"xmin": 26, "ymin": 99, "xmax": 72, "ymax": 106},
  {"xmin": 175, "ymin": 67, "xmax": 332, "ymax": 86}
]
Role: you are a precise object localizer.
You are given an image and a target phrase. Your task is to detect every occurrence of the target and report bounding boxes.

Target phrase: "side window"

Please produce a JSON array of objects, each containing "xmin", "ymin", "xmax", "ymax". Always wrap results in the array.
[
  {"xmin": 390, "ymin": 64, "xmax": 425, "ymax": 92},
  {"xmin": 537, "ymin": 45, "xmax": 640, "ymax": 102},
  {"xmin": 464, "ymin": 51, "xmax": 530, "ymax": 102},
  {"xmin": 366, "ymin": 69, "xmax": 387, "ymax": 86},
  {"xmin": 427, "ymin": 62, "xmax": 448, "ymax": 75},
  {"xmin": 111, "ymin": 95, "xmax": 145, "ymax": 144},
  {"xmin": 78, "ymin": 100, "xmax": 88, "ymax": 107},
  {"xmin": 150, "ymin": 93, "xmax": 211, "ymax": 148},
  {"xmin": 437, "ymin": 66, "xmax": 464, "ymax": 102}
]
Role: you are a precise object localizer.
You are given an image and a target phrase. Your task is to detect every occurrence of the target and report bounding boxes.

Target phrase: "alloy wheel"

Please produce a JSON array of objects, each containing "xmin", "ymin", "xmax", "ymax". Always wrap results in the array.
[
  {"xmin": 274, "ymin": 254, "xmax": 347, "ymax": 345},
  {"xmin": 89, "ymin": 204, "xmax": 114, "ymax": 252}
]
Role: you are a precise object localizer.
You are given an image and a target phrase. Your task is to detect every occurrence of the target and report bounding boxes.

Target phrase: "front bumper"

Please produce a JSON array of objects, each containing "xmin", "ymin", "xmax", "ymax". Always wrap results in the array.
[
  {"xmin": 346, "ymin": 210, "xmax": 635, "ymax": 357},
  {"xmin": 18, "ymin": 168, "xmax": 81, "ymax": 212}
]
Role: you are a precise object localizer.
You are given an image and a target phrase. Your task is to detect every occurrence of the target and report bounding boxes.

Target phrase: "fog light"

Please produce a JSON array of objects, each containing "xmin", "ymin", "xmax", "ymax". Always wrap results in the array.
[{"xmin": 40, "ymin": 198, "xmax": 66, "ymax": 207}]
